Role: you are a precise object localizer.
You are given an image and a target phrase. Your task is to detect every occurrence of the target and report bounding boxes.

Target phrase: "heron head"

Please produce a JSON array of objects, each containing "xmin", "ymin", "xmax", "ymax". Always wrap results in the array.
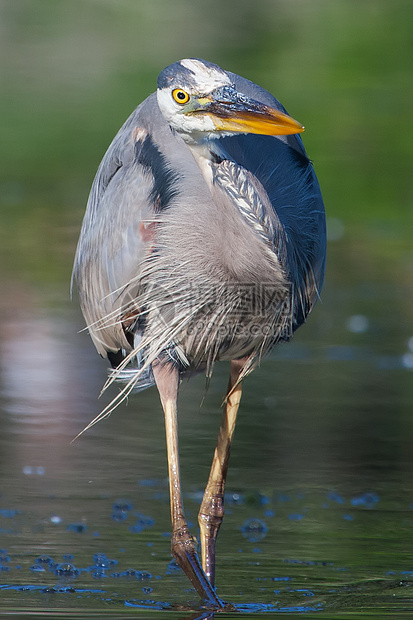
[{"xmin": 157, "ymin": 58, "xmax": 304, "ymax": 143}]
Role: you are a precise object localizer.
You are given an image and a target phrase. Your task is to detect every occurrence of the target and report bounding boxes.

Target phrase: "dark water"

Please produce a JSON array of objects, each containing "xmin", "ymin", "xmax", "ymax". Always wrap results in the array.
[
  {"xmin": 1, "ymin": 311, "xmax": 413, "ymax": 617},
  {"xmin": 1, "ymin": 1, "xmax": 413, "ymax": 617}
]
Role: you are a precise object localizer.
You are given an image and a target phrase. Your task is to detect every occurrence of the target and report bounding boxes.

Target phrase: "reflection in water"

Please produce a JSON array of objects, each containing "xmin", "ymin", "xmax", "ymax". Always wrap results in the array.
[
  {"xmin": 1, "ymin": 318, "xmax": 82, "ymax": 417},
  {"xmin": 0, "ymin": 313, "xmax": 107, "ymax": 490}
]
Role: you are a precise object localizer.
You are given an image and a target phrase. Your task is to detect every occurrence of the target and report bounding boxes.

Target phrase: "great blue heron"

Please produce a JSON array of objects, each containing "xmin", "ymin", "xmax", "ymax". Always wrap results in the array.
[{"xmin": 73, "ymin": 58, "xmax": 326, "ymax": 608}]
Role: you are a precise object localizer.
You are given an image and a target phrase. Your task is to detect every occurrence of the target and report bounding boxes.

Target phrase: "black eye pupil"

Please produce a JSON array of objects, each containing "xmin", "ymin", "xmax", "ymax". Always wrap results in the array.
[{"xmin": 177, "ymin": 91, "xmax": 186, "ymax": 100}]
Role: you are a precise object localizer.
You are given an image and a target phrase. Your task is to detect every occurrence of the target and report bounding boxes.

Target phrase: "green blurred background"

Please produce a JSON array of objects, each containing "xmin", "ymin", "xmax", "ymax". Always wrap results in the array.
[
  {"xmin": 1, "ymin": 0, "xmax": 412, "ymax": 287},
  {"xmin": 0, "ymin": 0, "xmax": 413, "ymax": 613}
]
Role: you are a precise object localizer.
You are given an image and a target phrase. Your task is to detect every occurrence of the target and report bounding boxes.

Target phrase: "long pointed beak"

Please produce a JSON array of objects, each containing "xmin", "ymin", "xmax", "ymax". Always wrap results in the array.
[{"xmin": 194, "ymin": 85, "xmax": 304, "ymax": 136}]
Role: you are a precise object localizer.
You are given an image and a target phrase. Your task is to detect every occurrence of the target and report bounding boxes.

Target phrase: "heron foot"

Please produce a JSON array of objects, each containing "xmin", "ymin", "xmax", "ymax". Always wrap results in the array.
[{"xmin": 171, "ymin": 526, "xmax": 224, "ymax": 609}]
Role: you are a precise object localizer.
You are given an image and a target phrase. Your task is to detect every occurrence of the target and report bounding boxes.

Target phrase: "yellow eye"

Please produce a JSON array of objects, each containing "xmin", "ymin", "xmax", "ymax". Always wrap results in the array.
[{"xmin": 172, "ymin": 88, "xmax": 190, "ymax": 105}]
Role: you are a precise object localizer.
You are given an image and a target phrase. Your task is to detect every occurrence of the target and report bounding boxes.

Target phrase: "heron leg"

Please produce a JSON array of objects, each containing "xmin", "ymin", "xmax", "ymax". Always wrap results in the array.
[
  {"xmin": 153, "ymin": 361, "xmax": 223, "ymax": 608},
  {"xmin": 198, "ymin": 358, "xmax": 244, "ymax": 587}
]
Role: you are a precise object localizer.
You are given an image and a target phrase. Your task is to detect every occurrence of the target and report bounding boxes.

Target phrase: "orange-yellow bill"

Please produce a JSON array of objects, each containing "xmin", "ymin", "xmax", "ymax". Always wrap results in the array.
[{"xmin": 210, "ymin": 107, "xmax": 304, "ymax": 136}]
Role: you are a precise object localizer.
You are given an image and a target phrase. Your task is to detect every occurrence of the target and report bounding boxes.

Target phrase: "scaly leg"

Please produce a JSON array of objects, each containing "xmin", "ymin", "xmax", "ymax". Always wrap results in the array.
[
  {"xmin": 198, "ymin": 359, "xmax": 244, "ymax": 586},
  {"xmin": 153, "ymin": 361, "xmax": 223, "ymax": 608}
]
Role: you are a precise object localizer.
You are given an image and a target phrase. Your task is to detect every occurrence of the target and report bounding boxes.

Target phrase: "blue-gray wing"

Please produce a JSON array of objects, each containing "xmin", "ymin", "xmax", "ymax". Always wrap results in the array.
[
  {"xmin": 72, "ymin": 101, "xmax": 158, "ymax": 356},
  {"xmin": 72, "ymin": 93, "xmax": 198, "ymax": 359},
  {"xmin": 219, "ymin": 72, "xmax": 326, "ymax": 330}
]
